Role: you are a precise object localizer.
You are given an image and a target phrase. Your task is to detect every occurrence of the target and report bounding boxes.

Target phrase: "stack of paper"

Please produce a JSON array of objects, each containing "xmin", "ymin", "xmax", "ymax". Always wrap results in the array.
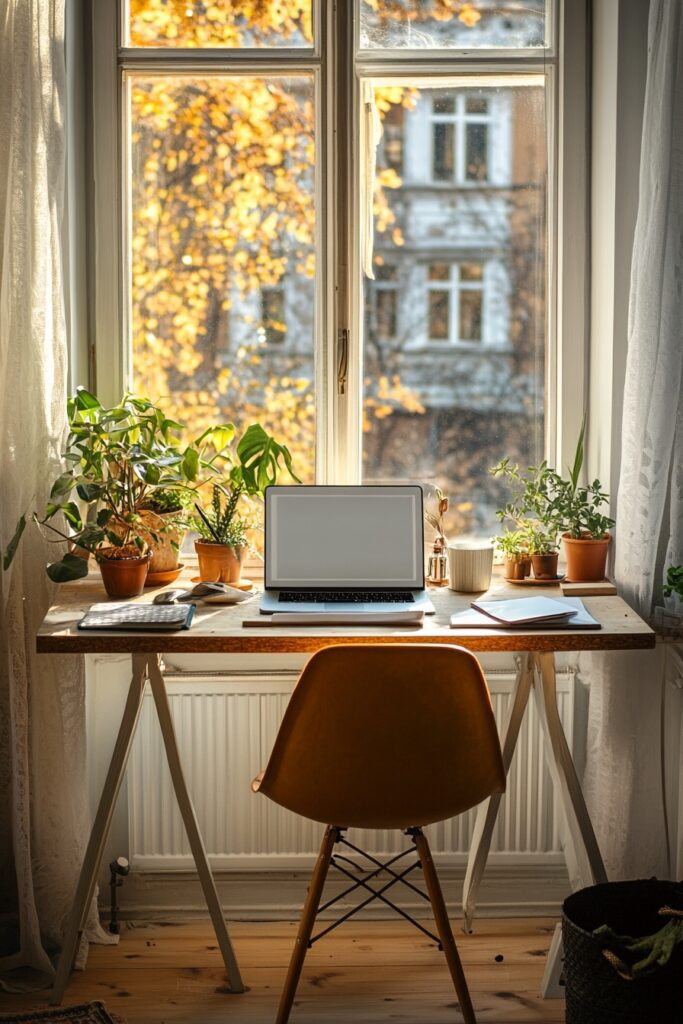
[{"xmin": 450, "ymin": 596, "xmax": 600, "ymax": 630}]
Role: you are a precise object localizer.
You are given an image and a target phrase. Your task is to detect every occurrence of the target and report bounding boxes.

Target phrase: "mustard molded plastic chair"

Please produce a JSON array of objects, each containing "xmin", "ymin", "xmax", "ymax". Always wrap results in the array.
[{"xmin": 253, "ymin": 643, "xmax": 506, "ymax": 1024}]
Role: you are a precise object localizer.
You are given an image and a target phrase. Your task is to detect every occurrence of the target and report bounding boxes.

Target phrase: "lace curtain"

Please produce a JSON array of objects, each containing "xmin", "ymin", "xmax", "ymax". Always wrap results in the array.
[
  {"xmin": 0, "ymin": 0, "xmax": 111, "ymax": 991},
  {"xmin": 580, "ymin": 0, "xmax": 683, "ymax": 879}
]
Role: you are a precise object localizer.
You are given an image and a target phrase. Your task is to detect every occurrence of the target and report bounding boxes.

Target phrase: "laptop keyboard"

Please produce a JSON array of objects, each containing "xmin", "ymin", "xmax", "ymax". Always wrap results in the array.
[{"xmin": 278, "ymin": 590, "xmax": 415, "ymax": 604}]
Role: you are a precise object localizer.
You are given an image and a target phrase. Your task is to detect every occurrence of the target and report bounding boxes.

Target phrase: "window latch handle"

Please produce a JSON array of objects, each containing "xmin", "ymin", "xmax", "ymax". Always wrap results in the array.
[{"xmin": 337, "ymin": 327, "xmax": 349, "ymax": 395}]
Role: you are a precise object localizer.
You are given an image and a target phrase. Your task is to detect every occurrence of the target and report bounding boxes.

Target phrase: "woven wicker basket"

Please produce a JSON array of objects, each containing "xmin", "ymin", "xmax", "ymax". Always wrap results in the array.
[{"xmin": 562, "ymin": 880, "xmax": 682, "ymax": 1024}]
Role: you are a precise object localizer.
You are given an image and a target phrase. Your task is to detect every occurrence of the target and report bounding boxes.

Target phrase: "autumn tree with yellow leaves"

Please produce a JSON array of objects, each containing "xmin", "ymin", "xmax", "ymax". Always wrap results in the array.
[{"xmin": 128, "ymin": 1, "xmax": 488, "ymax": 485}]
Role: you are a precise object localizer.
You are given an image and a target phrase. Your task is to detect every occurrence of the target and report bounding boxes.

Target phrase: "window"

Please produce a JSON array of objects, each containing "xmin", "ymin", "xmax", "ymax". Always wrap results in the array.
[
  {"xmin": 370, "ymin": 264, "xmax": 399, "ymax": 342},
  {"xmin": 431, "ymin": 93, "xmax": 492, "ymax": 184},
  {"xmin": 427, "ymin": 263, "xmax": 484, "ymax": 344},
  {"xmin": 259, "ymin": 285, "xmax": 287, "ymax": 346},
  {"xmin": 91, "ymin": 1, "xmax": 588, "ymax": 540}
]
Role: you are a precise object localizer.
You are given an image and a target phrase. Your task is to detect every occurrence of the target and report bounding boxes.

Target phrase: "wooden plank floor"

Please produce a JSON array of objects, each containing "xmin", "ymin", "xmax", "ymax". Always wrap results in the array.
[{"xmin": 0, "ymin": 919, "xmax": 566, "ymax": 1023}]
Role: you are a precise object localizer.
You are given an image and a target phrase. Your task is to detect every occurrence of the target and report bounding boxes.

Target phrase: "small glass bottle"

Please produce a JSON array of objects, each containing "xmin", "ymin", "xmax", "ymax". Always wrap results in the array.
[{"xmin": 427, "ymin": 536, "xmax": 449, "ymax": 586}]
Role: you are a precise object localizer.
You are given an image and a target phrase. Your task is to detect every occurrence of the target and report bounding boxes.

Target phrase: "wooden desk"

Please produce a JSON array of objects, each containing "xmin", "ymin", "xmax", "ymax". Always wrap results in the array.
[{"xmin": 38, "ymin": 571, "xmax": 654, "ymax": 1004}]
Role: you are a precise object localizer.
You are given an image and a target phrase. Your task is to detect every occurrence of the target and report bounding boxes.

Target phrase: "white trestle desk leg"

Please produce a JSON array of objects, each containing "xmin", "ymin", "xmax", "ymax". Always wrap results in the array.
[
  {"xmin": 462, "ymin": 653, "xmax": 534, "ymax": 933},
  {"xmin": 51, "ymin": 655, "xmax": 149, "ymax": 1005},
  {"xmin": 147, "ymin": 656, "xmax": 245, "ymax": 993},
  {"xmin": 531, "ymin": 652, "xmax": 608, "ymax": 998}
]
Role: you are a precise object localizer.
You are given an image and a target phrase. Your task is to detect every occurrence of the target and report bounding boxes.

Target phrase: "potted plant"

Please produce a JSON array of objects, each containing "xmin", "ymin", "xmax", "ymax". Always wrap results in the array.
[
  {"xmin": 490, "ymin": 460, "xmax": 560, "ymax": 580},
  {"xmin": 491, "ymin": 422, "xmax": 614, "ymax": 583},
  {"xmin": 191, "ymin": 423, "xmax": 299, "ymax": 583},
  {"xmin": 525, "ymin": 525, "xmax": 560, "ymax": 580},
  {"xmin": 192, "ymin": 484, "xmax": 247, "ymax": 584},
  {"xmin": 3, "ymin": 389, "xmax": 229, "ymax": 598},
  {"xmin": 493, "ymin": 527, "xmax": 531, "ymax": 580},
  {"xmin": 547, "ymin": 422, "xmax": 614, "ymax": 582},
  {"xmin": 136, "ymin": 487, "xmax": 192, "ymax": 579}
]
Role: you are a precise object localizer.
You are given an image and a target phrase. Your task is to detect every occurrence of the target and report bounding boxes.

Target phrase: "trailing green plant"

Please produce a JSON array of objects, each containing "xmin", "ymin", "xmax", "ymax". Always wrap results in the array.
[
  {"xmin": 490, "ymin": 419, "xmax": 614, "ymax": 542},
  {"xmin": 663, "ymin": 565, "xmax": 683, "ymax": 602}
]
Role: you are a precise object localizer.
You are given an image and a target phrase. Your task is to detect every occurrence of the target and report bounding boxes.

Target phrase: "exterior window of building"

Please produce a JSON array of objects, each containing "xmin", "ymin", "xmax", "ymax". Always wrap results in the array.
[
  {"xmin": 382, "ymin": 104, "xmax": 404, "ymax": 176},
  {"xmin": 259, "ymin": 286, "xmax": 286, "ymax": 346},
  {"xmin": 427, "ymin": 263, "xmax": 484, "ymax": 344},
  {"xmin": 430, "ymin": 93, "xmax": 491, "ymax": 185},
  {"xmin": 372, "ymin": 264, "xmax": 399, "ymax": 341}
]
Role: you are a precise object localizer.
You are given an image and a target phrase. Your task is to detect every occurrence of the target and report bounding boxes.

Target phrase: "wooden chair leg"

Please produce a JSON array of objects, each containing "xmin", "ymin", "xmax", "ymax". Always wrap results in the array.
[
  {"xmin": 413, "ymin": 829, "xmax": 476, "ymax": 1024},
  {"xmin": 276, "ymin": 826, "xmax": 337, "ymax": 1024}
]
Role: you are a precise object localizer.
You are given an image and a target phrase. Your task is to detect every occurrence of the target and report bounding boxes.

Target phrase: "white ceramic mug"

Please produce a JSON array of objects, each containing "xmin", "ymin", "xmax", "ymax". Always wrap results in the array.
[{"xmin": 447, "ymin": 542, "xmax": 495, "ymax": 592}]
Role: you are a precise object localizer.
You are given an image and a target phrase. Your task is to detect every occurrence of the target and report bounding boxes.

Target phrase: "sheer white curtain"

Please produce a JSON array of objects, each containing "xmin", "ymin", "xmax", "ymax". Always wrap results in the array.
[
  {"xmin": 0, "ymin": 0, "xmax": 109, "ymax": 990},
  {"xmin": 580, "ymin": 0, "xmax": 683, "ymax": 879}
]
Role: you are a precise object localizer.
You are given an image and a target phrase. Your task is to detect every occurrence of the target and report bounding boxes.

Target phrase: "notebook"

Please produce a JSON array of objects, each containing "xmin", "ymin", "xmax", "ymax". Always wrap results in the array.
[
  {"xmin": 260, "ymin": 485, "xmax": 435, "ymax": 615},
  {"xmin": 470, "ymin": 596, "xmax": 578, "ymax": 625},
  {"xmin": 78, "ymin": 602, "xmax": 196, "ymax": 632},
  {"xmin": 450, "ymin": 597, "xmax": 600, "ymax": 630}
]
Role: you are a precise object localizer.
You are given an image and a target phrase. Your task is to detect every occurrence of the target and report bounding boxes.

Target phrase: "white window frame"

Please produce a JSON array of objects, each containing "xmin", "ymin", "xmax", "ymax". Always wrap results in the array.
[{"xmin": 86, "ymin": 0, "xmax": 589, "ymax": 485}]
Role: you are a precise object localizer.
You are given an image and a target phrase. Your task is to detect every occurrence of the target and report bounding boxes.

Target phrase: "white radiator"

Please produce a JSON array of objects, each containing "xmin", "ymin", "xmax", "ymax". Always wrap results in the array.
[{"xmin": 128, "ymin": 666, "xmax": 574, "ymax": 870}]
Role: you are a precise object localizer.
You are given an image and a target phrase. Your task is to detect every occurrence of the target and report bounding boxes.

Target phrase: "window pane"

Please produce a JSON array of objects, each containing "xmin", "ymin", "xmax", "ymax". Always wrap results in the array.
[
  {"xmin": 433, "ymin": 96, "xmax": 455, "ymax": 115},
  {"xmin": 129, "ymin": 75, "xmax": 316, "ymax": 481},
  {"xmin": 376, "ymin": 290, "xmax": 398, "ymax": 340},
  {"xmin": 382, "ymin": 104, "xmax": 405, "ymax": 175},
  {"xmin": 459, "ymin": 290, "xmax": 482, "ymax": 341},
  {"xmin": 461, "ymin": 262, "xmax": 483, "ymax": 282},
  {"xmin": 363, "ymin": 82, "xmax": 547, "ymax": 539},
  {"xmin": 465, "ymin": 123, "xmax": 488, "ymax": 180},
  {"xmin": 432, "ymin": 122, "xmax": 455, "ymax": 181},
  {"xmin": 127, "ymin": 0, "xmax": 313, "ymax": 48},
  {"xmin": 429, "ymin": 263, "xmax": 450, "ymax": 282},
  {"xmin": 428, "ymin": 291, "xmax": 449, "ymax": 340},
  {"xmin": 466, "ymin": 97, "xmax": 489, "ymax": 115},
  {"xmin": 261, "ymin": 287, "xmax": 286, "ymax": 345},
  {"xmin": 360, "ymin": 1, "xmax": 547, "ymax": 50}
]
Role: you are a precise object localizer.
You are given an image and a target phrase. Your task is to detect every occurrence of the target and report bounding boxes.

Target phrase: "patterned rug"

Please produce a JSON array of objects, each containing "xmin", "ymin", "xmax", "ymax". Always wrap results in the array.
[{"xmin": 0, "ymin": 1003, "xmax": 123, "ymax": 1024}]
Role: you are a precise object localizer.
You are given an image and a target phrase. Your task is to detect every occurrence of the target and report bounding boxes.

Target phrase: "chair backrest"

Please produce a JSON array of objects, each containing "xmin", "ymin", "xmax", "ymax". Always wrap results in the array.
[{"xmin": 257, "ymin": 644, "xmax": 505, "ymax": 829}]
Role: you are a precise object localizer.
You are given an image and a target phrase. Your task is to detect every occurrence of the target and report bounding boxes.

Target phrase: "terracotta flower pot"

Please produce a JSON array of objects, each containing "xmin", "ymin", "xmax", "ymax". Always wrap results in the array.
[
  {"xmin": 138, "ymin": 510, "xmax": 185, "ymax": 573},
  {"xmin": 97, "ymin": 551, "xmax": 151, "ymax": 598},
  {"xmin": 531, "ymin": 552, "xmax": 559, "ymax": 580},
  {"xmin": 504, "ymin": 555, "xmax": 531, "ymax": 580},
  {"xmin": 195, "ymin": 540, "xmax": 245, "ymax": 584},
  {"xmin": 562, "ymin": 533, "xmax": 611, "ymax": 582}
]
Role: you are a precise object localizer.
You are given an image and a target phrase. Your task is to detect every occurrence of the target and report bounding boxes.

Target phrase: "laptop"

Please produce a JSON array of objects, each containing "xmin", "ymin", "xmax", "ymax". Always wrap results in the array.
[{"xmin": 260, "ymin": 484, "xmax": 435, "ymax": 614}]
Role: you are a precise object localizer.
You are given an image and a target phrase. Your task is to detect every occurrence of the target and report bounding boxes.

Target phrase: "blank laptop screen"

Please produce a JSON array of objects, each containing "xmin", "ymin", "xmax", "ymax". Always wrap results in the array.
[{"xmin": 265, "ymin": 485, "xmax": 424, "ymax": 589}]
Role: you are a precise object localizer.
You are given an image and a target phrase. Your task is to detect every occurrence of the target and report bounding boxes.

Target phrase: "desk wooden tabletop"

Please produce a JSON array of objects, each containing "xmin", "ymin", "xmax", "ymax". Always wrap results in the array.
[{"xmin": 36, "ymin": 568, "xmax": 655, "ymax": 655}]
